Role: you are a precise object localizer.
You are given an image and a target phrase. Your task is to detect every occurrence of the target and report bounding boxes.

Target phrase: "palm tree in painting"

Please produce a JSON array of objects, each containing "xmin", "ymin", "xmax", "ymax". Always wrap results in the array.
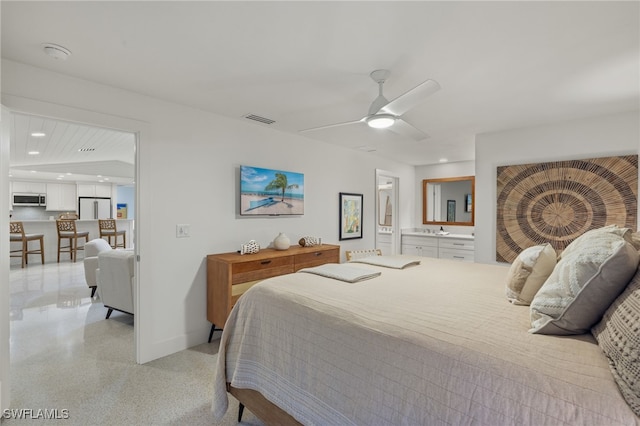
[{"xmin": 265, "ymin": 172, "xmax": 299, "ymax": 202}]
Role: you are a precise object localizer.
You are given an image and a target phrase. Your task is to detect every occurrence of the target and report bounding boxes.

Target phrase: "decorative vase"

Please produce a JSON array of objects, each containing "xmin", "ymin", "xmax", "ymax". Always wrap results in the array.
[{"xmin": 273, "ymin": 232, "xmax": 290, "ymax": 250}]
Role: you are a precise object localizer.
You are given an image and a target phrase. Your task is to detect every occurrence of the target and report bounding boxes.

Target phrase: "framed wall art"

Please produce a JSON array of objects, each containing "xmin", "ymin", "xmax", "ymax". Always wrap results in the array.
[
  {"xmin": 496, "ymin": 154, "xmax": 638, "ymax": 263},
  {"xmin": 447, "ymin": 200, "xmax": 456, "ymax": 222},
  {"xmin": 339, "ymin": 192, "xmax": 363, "ymax": 240}
]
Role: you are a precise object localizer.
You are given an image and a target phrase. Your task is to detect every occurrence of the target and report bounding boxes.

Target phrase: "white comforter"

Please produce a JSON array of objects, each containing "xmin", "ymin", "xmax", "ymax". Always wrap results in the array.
[{"xmin": 212, "ymin": 256, "xmax": 639, "ymax": 425}]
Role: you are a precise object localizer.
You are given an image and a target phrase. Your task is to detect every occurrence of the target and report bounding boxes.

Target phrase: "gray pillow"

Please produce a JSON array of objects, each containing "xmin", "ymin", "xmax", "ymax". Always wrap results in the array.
[
  {"xmin": 530, "ymin": 233, "xmax": 639, "ymax": 335},
  {"xmin": 592, "ymin": 268, "xmax": 640, "ymax": 417}
]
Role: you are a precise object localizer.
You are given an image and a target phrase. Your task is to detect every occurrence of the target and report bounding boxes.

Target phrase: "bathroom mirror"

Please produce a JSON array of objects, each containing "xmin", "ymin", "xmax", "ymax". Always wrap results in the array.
[{"xmin": 422, "ymin": 176, "xmax": 475, "ymax": 226}]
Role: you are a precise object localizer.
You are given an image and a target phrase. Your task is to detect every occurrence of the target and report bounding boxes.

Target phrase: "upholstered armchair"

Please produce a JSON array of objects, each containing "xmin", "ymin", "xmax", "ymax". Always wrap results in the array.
[
  {"xmin": 83, "ymin": 239, "xmax": 112, "ymax": 297},
  {"xmin": 96, "ymin": 249, "xmax": 135, "ymax": 319}
]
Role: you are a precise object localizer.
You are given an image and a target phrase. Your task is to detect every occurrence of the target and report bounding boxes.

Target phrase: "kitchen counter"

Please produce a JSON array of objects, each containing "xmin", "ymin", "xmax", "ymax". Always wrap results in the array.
[{"xmin": 9, "ymin": 219, "xmax": 133, "ymax": 266}]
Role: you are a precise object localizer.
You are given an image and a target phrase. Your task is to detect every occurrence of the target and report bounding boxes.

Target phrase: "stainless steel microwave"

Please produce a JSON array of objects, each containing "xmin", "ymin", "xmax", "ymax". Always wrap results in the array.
[{"xmin": 12, "ymin": 193, "xmax": 46, "ymax": 206}]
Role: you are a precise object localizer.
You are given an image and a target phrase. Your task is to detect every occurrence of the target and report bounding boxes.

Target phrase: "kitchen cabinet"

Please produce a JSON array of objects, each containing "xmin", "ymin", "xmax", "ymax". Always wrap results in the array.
[
  {"xmin": 46, "ymin": 183, "xmax": 77, "ymax": 211},
  {"xmin": 12, "ymin": 181, "xmax": 47, "ymax": 194},
  {"xmin": 77, "ymin": 184, "xmax": 112, "ymax": 198}
]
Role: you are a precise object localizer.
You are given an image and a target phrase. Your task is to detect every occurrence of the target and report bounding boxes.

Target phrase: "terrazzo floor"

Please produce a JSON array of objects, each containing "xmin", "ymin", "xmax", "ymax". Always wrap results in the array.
[{"xmin": 8, "ymin": 261, "xmax": 263, "ymax": 425}]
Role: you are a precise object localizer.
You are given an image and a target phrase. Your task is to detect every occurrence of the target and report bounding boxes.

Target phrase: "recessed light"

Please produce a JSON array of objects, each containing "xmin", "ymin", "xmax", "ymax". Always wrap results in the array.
[
  {"xmin": 28, "ymin": 151, "xmax": 40, "ymax": 155},
  {"xmin": 66, "ymin": 173, "xmax": 72, "ymax": 175},
  {"xmin": 30, "ymin": 170, "xmax": 37, "ymax": 173},
  {"xmin": 56, "ymin": 177, "xmax": 63, "ymax": 180},
  {"xmin": 41, "ymin": 43, "xmax": 71, "ymax": 60},
  {"xmin": 97, "ymin": 175, "xmax": 102, "ymax": 178},
  {"xmin": 439, "ymin": 158, "xmax": 448, "ymax": 163},
  {"xmin": 98, "ymin": 180, "xmax": 104, "ymax": 183},
  {"xmin": 31, "ymin": 132, "xmax": 46, "ymax": 137}
]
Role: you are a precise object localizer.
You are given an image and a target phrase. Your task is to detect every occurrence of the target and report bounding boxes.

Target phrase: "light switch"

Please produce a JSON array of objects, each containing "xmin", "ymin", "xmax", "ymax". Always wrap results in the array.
[{"xmin": 176, "ymin": 224, "xmax": 190, "ymax": 238}]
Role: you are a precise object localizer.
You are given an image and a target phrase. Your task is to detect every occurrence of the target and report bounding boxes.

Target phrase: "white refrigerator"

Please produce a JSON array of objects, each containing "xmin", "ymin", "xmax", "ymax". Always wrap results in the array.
[{"xmin": 79, "ymin": 197, "xmax": 112, "ymax": 220}]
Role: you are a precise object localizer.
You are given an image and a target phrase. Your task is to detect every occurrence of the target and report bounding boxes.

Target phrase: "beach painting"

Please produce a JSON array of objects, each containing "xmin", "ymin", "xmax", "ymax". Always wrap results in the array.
[{"xmin": 240, "ymin": 165, "xmax": 304, "ymax": 215}]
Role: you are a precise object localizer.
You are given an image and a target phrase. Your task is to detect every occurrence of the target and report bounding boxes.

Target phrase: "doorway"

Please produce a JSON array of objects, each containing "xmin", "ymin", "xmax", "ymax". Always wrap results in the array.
[
  {"xmin": 375, "ymin": 169, "xmax": 400, "ymax": 255},
  {"xmin": 1, "ymin": 107, "xmax": 139, "ymax": 410}
]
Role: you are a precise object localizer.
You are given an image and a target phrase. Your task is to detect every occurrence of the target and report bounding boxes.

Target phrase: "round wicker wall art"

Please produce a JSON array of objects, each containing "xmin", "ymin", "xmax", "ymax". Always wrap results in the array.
[{"xmin": 496, "ymin": 155, "xmax": 638, "ymax": 263}]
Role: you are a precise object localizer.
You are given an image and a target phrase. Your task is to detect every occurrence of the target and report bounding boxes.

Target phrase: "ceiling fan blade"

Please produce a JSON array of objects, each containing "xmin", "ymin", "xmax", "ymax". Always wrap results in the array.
[
  {"xmin": 387, "ymin": 118, "xmax": 429, "ymax": 141},
  {"xmin": 381, "ymin": 79, "xmax": 440, "ymax": 116},
  {"xmin": 299, "ymin": 118, "xmax": 365, "ymax": 133}
]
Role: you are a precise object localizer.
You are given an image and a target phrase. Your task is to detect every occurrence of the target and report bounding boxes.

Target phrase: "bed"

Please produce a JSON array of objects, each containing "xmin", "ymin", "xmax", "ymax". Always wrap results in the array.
[{"xmin": 211, "ymin": 255, "xmax": 639, "ymax": 425}]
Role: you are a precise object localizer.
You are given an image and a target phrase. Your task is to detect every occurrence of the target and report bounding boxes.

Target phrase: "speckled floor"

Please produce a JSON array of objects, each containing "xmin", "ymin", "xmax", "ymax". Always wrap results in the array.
[{"xmin": 8, "ymin": 261, "xmax": 263, "ymax": 425}]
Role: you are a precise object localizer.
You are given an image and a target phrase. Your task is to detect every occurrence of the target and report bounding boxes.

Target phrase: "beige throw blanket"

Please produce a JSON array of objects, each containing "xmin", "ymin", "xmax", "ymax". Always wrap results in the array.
[
  {"xmin": 298, "ymin": 263, "xmax": 381, "ymax": 283},
  {"xmin": 350, "ymin": 254, "xmax": 421, "ymax": 269}
]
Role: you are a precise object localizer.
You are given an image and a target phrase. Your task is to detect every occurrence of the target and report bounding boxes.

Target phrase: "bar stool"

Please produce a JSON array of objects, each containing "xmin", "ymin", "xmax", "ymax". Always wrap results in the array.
[
  {"xmin": 56, "ymin": 219, "xmax": 90, "ymax": 262},
  {"xmin": 99, "ymin": 219, "xmax": 126, "ymax": 249},
  {"xmin": 9, "ymin": 221, "xmax": 44, "ymax": 268}
]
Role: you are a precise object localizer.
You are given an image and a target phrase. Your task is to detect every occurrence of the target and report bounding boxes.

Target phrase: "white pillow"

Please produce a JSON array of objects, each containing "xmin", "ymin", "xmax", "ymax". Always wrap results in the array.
[
  {"xmin": 505, "ymin": 243, "xmax": 556, "ymax": 306},
  {"xmin": 559, "ymin": 224, "xmax": 631, "ymax": 260},
  {"xmin": 530, "ymin": 232, "xmax": 639, "ymax": 335}
]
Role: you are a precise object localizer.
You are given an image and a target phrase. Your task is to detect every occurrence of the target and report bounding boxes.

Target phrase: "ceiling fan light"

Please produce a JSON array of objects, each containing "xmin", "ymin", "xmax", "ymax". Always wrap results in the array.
[{"xmin": 366, "ymin": 114, "xmax": 395, "ymax": 129}]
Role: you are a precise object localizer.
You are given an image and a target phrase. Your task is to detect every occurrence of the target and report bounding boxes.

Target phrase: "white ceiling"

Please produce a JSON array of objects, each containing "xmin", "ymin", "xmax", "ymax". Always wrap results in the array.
[
  {"xmin": 1, "ymin": 1, "xmax": 638, "ymax": 167},
  {"xmin": 8, "ymin": 113, "xmax": 135, "ymax": 185}
]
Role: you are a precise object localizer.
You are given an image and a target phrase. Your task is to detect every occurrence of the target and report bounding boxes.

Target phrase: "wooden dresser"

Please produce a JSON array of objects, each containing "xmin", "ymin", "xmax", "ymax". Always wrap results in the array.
[{"xmin": 206, "ymin": 244, "xmax": 340, "ymax": 340}]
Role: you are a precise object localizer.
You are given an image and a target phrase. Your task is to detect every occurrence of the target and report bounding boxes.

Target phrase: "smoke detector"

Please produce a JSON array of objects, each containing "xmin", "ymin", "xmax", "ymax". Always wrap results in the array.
[{"xmin": 41, "ymin": 43, "xmax": 71, "ymax": 60}]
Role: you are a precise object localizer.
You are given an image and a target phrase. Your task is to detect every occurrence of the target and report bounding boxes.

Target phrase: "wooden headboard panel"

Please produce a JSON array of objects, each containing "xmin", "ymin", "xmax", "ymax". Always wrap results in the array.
[{"xmin": 496, "ymin": 155, "xmax": 638, "ymax": 263}]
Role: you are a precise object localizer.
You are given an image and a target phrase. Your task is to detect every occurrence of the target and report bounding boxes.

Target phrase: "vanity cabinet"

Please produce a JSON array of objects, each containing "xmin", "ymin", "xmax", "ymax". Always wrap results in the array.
[
  {"xmin": 437, "ymin": 237, "xmax": 475, "ymax": 262},
  {"xmin": 377, "ymin": 232, "xmax": 392, "ymax": 255},
  {"xmin": 401, "ymin": 235, "xmax": 438, "ymax": 258},
  {"xmin": 401, "ymin": 233, "xmax": 474, "ymax": 262}
]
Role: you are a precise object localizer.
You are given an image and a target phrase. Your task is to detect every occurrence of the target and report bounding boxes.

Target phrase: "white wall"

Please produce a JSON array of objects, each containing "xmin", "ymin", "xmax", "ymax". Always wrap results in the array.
[
  {"xmin": 414, "ymin": 160, "xmax": 475, "ymax": 235},
  {"xmin": 1, "ymin": 60, "xmax": 415, "ymax": 363},
  {"xmin": 1, "ymin": 106, "xmax": 11, "ymax": 412},
  {"xmin": 475, "ymin": 111, "xmax": 640, "ymax": 264}
]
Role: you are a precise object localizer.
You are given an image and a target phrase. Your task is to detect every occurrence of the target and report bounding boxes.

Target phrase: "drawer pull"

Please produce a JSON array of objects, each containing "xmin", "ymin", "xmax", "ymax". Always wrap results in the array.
[
  {"xmin": 260, "ymin": 260, "xmax": 272, "ymax": 265},
  {"xmin": 453, "ymin": 243, "xmax": 464, "ymax": 246},
  {"xmin": 314, "ymin": 252, "xmax": 323, "ymax": 256},
  {"xmin": 453, "ymin": 256, "xmax": 464, "ymax": 259}
]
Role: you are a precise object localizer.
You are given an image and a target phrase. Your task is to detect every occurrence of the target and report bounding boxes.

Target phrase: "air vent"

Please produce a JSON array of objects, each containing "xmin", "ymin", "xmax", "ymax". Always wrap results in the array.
[
  {"xmin": 78, "ymin": 148, "xmax": 95, "ymax": 152},
  {"xmin": 243, "ymin": 114, "xmax": 276, "ymax": 125}
]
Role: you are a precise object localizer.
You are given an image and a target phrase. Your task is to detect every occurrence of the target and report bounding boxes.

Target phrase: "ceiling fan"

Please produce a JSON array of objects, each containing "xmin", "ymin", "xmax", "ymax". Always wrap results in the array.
[{"xmin": 300, "ymin": 69, "xmax": 440, "ymax": 141}]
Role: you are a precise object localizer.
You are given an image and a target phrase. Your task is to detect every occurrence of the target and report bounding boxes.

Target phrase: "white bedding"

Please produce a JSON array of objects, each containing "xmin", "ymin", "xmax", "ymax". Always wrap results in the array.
[{"xmin": 211, "ymin": 256, "xmax": 639, "ymax": 425}]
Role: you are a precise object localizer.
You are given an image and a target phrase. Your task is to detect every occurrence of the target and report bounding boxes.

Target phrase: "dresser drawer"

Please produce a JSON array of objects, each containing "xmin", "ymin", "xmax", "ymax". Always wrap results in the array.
[
  {"xmin": 295, "ymin": 248, "xmax": 339, "ymax": 270},
  {"xmin": 439, "ymin": 238, "xmax": 475, "ymax": 251},
  {"xmin": 232, "ymin": 256, "xmax": 294, "ymax": 283}
]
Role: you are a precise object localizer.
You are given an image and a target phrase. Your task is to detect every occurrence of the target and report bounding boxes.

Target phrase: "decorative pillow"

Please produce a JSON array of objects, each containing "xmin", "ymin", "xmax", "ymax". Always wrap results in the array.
[
  {"xmin": 505, "ymin": 243, "xmax": 556, "ymax": 305},
  {"xmin": 530, "ymin": 233, "xmax": 639, "ymax": 335},
  {"xmin": 592, "ymin": 268, "xmax": 640, "ymax": 417},
  {"xmin": 628, "ymin": 232, "xmax": 640, "ymax": 251},
  {"xmin": 559, "ymin": 224, "xmax": 631, "ymax": 260}
]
